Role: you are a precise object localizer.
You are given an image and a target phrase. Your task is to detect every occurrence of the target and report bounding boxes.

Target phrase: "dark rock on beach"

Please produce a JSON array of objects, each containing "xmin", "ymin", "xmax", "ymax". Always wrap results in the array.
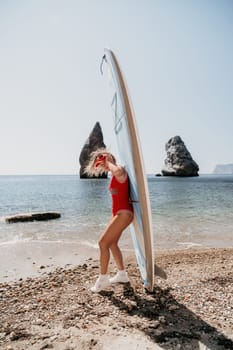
[
  {"xmin": 79, "ymin": 121, "xmax": 108, "ymax": 179},
  {"xmin": 162, "ymin": 136, "xmax": 199, "ymax": 177},
  {"xmin": 5, "ymin": 212, "xmax": 61, "ymax": 223}
]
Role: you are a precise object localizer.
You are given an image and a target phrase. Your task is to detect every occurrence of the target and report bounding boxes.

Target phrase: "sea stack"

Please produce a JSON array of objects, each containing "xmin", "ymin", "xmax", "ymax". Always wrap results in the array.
[
  {"xmin": 162, "ymin": 136, "xmax": 199, "ymax": 177},
  {"xmin": 79, "ymin": 122, "xmax": 108, "ymax": 178}
]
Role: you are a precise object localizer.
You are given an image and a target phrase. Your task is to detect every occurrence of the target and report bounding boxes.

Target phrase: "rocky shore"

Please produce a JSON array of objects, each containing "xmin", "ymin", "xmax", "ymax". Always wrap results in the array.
[{"xmin": 0, "ymin": 248, "xmax": 233, "ymax": 350}]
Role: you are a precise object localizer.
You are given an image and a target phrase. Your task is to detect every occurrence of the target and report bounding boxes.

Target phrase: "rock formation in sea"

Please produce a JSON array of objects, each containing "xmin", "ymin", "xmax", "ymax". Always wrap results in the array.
[
  {"xmin": 213, "ymin": 163, "xmax": 233, "ymax": 174},
  {"xmin": 79, "ymin": 122, "xmax": 108, "ymax": 178},
  {"xmin": 161, "ymin": 136, "xmax": 199, "ymax": 177}
]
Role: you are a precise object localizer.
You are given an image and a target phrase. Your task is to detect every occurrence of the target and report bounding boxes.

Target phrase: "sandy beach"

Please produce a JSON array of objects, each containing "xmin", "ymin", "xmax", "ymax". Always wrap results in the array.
[{"xmin": 0, "ymin": 244, "xmax": 233, "ymax": 350}]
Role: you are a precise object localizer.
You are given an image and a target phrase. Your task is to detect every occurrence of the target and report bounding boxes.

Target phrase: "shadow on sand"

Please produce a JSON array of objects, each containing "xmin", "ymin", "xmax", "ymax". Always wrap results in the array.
[{"xmin": 102, "ymin": 283, "xmax": 233, "ymax": 350}]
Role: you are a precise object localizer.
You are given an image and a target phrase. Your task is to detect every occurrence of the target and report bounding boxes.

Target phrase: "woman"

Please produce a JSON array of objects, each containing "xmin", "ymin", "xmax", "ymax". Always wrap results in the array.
[{"xmin": 85, "ymin": 148, "xmax": 134, "ymax": 293}]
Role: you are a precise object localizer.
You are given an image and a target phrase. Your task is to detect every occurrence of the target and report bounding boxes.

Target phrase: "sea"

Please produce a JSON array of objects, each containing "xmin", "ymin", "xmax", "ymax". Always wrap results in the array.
[{"xmin": 0, "ymin": 174, "xmax": 233, "ymax": 250}]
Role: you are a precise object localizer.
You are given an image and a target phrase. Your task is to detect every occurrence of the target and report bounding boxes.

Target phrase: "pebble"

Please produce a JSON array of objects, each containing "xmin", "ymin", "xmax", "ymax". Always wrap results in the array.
[{"xmin": 168, "ymin": 305, "xmax": 179, "ymax": 311}]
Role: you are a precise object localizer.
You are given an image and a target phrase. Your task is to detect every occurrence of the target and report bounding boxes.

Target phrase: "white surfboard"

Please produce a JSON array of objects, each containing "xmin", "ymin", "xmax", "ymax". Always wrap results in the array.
[{"xmin": 101, "ymin": 49, "xmax": 154, "ymax": 291}]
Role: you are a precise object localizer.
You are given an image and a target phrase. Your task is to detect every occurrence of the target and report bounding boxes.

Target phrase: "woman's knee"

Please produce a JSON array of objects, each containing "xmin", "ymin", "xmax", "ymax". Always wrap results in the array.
[{"xmin": 98, "ymin": 237, "xmax": 109, "ymax": 250}]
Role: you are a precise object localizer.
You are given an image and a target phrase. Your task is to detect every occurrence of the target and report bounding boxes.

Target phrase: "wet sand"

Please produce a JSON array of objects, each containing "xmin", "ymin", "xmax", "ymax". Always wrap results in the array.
[{"xmin": 0, "ymin": 241, "xmax": 99, "ymax": 282}]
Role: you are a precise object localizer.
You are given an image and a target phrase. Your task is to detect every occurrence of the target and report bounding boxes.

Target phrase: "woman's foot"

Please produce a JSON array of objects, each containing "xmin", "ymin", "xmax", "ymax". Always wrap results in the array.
[
  {"xmin": 109, "ymin": 270, "xmax": 130, "ymax": 283},
  {"xmin": 90, "ymin": 274, "xmax": 111, "ymax": 293}
]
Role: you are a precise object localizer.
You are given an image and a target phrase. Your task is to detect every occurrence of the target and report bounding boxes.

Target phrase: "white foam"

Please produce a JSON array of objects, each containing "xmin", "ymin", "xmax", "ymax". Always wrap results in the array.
[{"xmin": 178, "ymin": 242, "xmax": 203, "ymax": 248}]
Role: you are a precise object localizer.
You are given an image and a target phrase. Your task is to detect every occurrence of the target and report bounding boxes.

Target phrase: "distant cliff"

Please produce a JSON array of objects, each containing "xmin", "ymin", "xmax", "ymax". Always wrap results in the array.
[
  {"xmin": 213, "ymin": 164, "xmax": 233, "ymax": 175},
  {"xmin": 162, "ymin": 136, "xmax": 199, "ymax": 177}
]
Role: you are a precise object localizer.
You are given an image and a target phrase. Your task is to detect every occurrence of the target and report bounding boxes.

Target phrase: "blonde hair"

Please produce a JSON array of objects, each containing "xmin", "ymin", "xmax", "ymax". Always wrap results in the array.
[{"xmin": 84, "ymin": 148, "xmax": 116, "ymax": 177}]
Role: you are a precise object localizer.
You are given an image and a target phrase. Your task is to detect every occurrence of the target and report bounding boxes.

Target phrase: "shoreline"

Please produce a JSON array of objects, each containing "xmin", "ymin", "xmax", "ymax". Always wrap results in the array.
[
  {"xmin": 1, "ymin": 239, "xmax": 233, "ymax": 283},
  {"xmin": 0, "ymin": 240, "xmax": 99, "ymax": 283},
  {"xmin": 0, "ymin": 246, "xmax": 233, "ymax": 349}
]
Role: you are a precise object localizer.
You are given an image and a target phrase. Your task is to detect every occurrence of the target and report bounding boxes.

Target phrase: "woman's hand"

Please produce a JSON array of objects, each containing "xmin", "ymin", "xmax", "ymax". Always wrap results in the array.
[{"xmin": 95, "ymin": 155, "xmax": 107, "ymax": 168}]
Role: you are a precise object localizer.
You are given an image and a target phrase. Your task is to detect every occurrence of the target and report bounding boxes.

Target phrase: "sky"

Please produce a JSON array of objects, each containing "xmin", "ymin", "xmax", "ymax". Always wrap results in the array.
[{"xmin": 0, "ymin": 0, "xmax": 232, "ymax": 175}]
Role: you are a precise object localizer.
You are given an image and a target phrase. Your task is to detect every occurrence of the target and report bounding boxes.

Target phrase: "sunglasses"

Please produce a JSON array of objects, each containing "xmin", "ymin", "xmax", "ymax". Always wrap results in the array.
[{"xmin": 95, "ymin": 155, "xmax": 107, "ymax": 168}]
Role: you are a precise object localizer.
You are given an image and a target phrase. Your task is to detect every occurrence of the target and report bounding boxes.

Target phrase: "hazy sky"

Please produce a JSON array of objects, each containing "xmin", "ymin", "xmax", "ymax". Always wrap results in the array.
[{"xmin": 0, "ymin": 0, "xmax": 232, "ymax": 175}]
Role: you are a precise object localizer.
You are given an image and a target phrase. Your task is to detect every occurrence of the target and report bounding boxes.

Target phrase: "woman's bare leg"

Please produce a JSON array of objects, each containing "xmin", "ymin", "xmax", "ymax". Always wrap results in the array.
[
  {"xmin": 110, "ymin": 244, "xmax": 124, "ymax": 270},
  {"xmin": 98, "ymin": 212, "xmax": 133, "ymax": 274}
]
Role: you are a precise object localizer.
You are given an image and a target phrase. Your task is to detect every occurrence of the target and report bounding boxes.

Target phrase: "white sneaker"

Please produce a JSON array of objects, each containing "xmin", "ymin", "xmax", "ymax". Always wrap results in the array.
[
  {"xmin": 90, "ymin": 275, "xmax": 111, "ymax": 293},
  {"xmin": 109, "ymin": 270, "xmax": 130, "ymax": 284}
]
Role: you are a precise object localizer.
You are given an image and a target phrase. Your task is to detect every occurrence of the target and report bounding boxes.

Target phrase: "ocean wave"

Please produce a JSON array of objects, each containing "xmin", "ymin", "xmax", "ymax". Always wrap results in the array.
[{"xmin": 178, "ymin": 242, "xmax": 203, "ymax": 248}]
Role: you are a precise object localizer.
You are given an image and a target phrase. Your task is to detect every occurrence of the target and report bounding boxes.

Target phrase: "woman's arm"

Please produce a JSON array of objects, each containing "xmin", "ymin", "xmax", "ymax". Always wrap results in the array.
[{"xmin": 106, "ymin": 158, "xmax": 127, "ymax": 183}]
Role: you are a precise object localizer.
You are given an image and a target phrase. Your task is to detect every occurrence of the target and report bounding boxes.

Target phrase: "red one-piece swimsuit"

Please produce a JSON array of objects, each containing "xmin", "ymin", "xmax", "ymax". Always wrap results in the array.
[{"xmin": 109, "ymin": 175, "xmax": 133, "ymax": 216}]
